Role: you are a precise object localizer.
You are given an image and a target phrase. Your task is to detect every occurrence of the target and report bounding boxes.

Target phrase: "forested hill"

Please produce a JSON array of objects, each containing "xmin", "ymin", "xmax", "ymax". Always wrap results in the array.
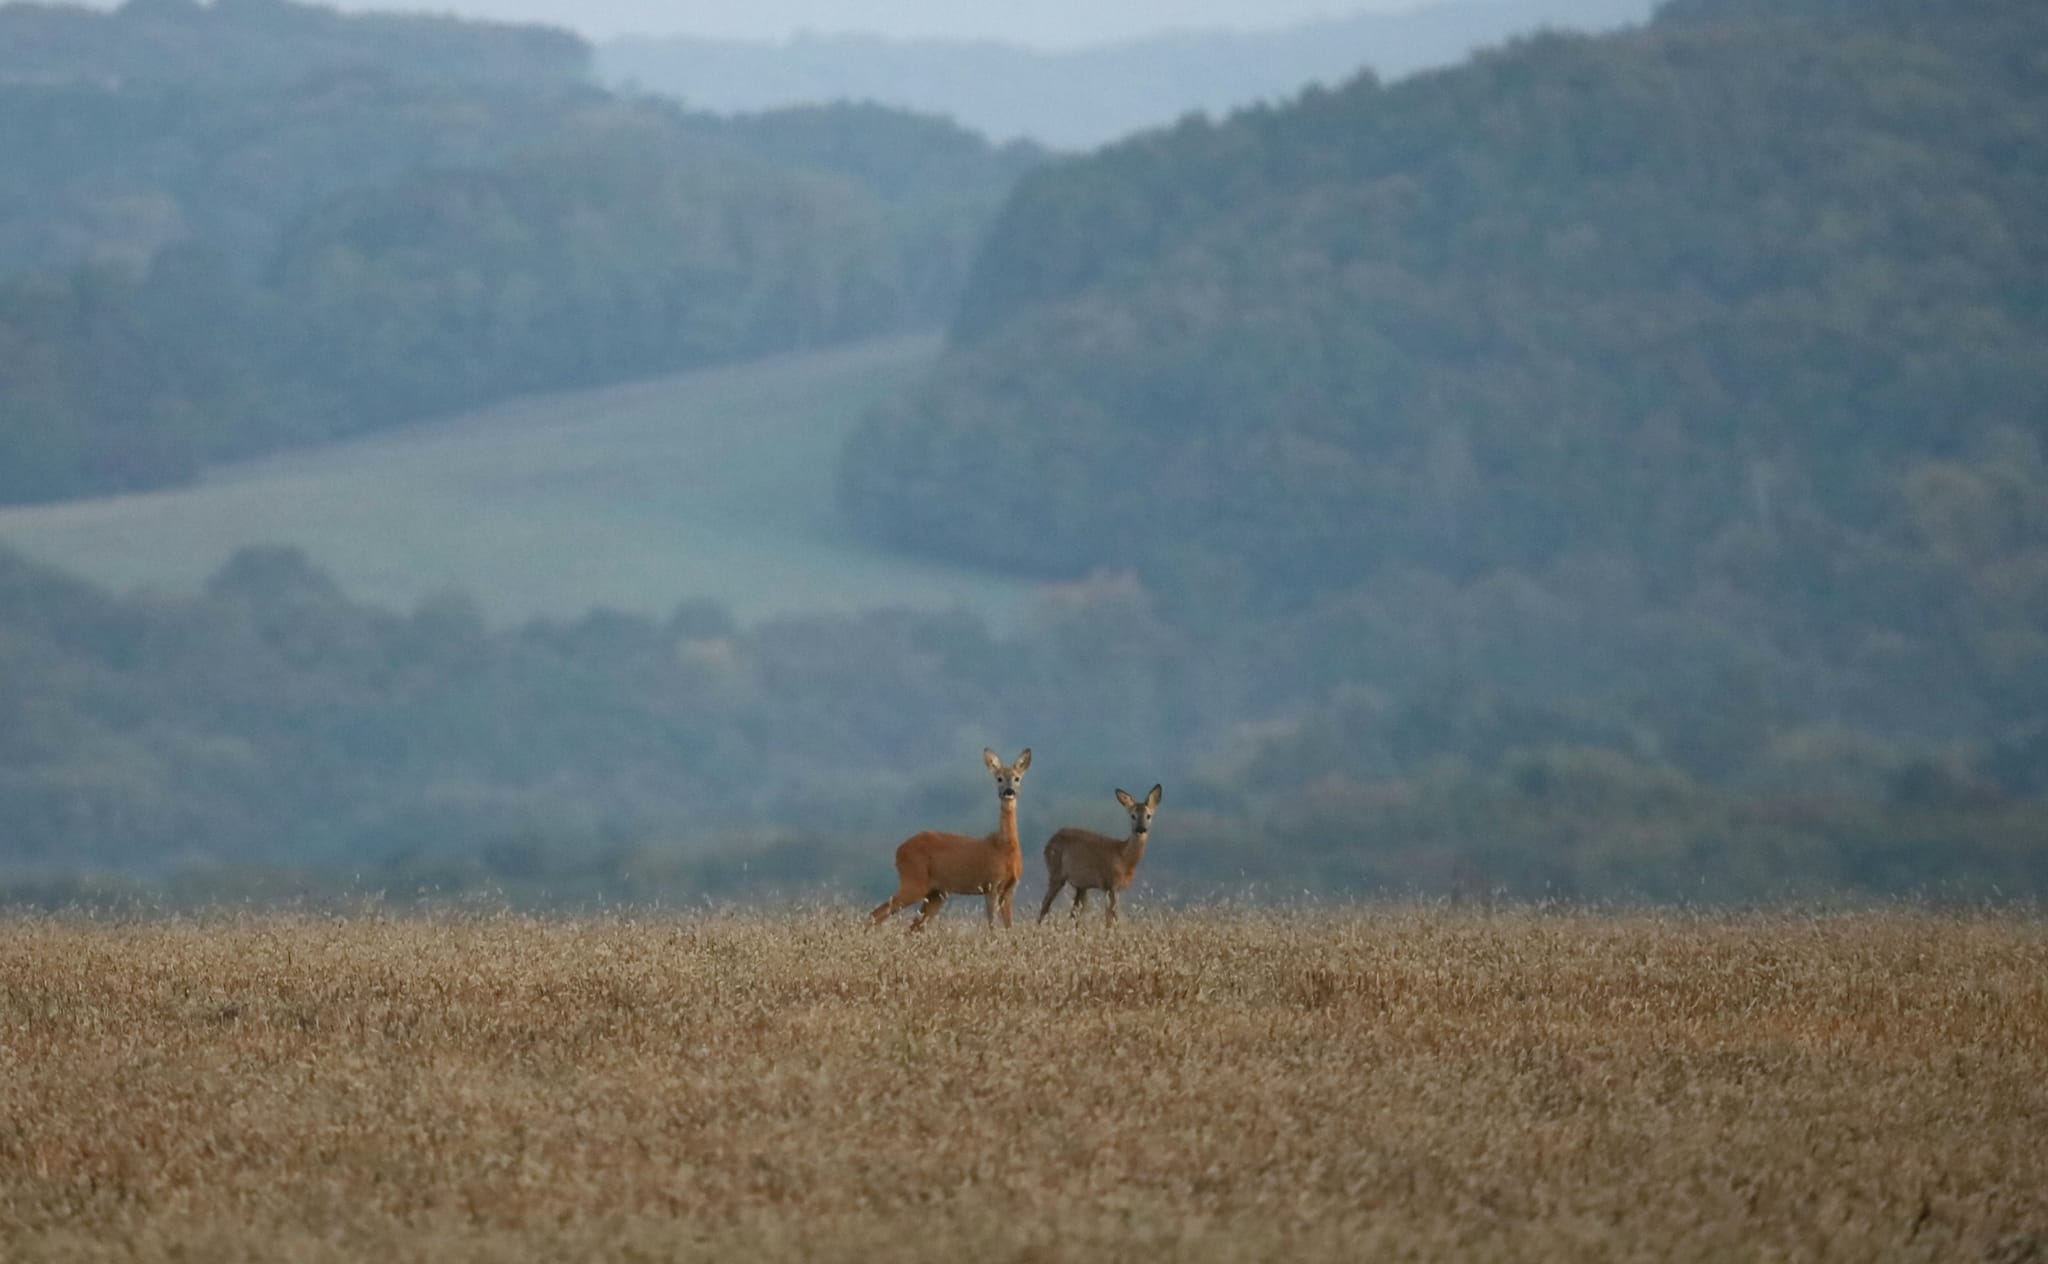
[
  {"xmin": 0, "ymin": 1, "xmax": 1038, "ymax": 505},
  {"xmin": 840, "ymin": 0, "xmax": 2048, "ymax": 747}
]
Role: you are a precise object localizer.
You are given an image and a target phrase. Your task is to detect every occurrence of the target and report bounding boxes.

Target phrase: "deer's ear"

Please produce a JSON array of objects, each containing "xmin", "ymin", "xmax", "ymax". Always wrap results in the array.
[
  {"xmin": 1116, "ymin": 788, "xmax": 1136, "ymax": 809},
  {"xmin": 1015, "ymin": 748, "xmax": 1032, "ymax": 771},
  {"xmin": 984, "ymin": 747, "xmax": 1001, "ymax": 771},
  {"xmin": 1147, "ymin": 784, "xmax": 1162, "ymax": 808}
]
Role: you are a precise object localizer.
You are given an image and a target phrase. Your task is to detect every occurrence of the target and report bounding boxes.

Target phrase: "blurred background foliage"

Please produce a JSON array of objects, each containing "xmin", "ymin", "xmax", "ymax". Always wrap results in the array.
[{"xmin": 2, "ymin": 0, "xmax": 2045, "ymax": 905}]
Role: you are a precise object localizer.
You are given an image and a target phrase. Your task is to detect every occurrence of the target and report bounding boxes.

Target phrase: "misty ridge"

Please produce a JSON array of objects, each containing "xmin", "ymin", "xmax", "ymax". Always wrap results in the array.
[
  {"xmin": 597, "ymin": 0, "xmax": 1659, "ymax": 149},
  {"xmin": 0, "ymin": 0, "xmax": 2044, "ymax": 908}
]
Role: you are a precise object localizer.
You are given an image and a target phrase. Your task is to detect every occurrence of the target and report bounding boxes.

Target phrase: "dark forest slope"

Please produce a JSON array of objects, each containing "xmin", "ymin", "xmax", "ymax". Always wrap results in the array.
[{"xmin": 840, "ymin": 0, "xmax": 2048, "ymax": 746}]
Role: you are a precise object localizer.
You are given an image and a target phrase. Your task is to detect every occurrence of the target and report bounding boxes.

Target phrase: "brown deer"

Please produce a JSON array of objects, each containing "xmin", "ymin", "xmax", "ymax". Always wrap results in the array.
[
  {"xmin": 1038, "ymin": 784, "xmax": 1161, "ymax": 925},
  {"xmin": 869, "ymin": 748, "xmax": 1032, "ymax": 931}
]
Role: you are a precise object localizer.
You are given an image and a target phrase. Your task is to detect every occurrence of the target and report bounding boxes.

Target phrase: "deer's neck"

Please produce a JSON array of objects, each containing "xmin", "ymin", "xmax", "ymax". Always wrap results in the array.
[
  {"xmin": 994, "ymin": 797, "xmax": 1020, "ymax": 854},
  {"xmin": 1123, "ymin": 829, "xmax": 1149, "ymax": 868}
]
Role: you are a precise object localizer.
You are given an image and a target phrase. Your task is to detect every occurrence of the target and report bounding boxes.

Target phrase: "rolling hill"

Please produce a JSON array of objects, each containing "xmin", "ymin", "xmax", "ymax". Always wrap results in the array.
[
  {"xmin": 0, "ymin": 333, "xmax": 1033, "ymax": 627},
  {"xmin": 0, "ymin": 0, "xmax": 1040, "ymax": 507}
]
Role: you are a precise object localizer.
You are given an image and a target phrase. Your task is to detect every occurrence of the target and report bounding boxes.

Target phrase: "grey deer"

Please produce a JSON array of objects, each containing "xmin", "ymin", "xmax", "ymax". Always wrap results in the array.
[{"xmin": 1038, "ymin": 784, "xmax": 1162, "ymax": 925}]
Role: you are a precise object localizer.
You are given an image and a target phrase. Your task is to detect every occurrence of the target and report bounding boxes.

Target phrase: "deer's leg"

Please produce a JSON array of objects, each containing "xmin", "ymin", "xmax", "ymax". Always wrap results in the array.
[
  {"xmin": 983, "ymin": 888, "xmax": 999, "ymax": 925},
  {"xmin": 998, "ymin": 881, "xmax": 1015, "ymax": 928},
  {"xmin": 1105, "ymin": 888, "xmax": 1119, "ymax": 926},
  {"xmin": 1071, "ymin": 888, "xmax": 1089, "ymax": 918},
  {"xmin": 908, "ymin": 891, "xmax": 945, "ymax": 932},
  {"xmin": 871, "ymin": 874, "xmax": 923, "ymax": 925},
  {"xmin": 1038, "ymin": 880, "xmax": 1064, "ymax": 923}
]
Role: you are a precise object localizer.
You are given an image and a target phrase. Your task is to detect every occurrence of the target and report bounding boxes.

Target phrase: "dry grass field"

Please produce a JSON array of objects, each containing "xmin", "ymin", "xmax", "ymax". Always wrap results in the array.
[{"xmin": 2, "ymin": 906, "xmax": 2045, "ymax": 1262}]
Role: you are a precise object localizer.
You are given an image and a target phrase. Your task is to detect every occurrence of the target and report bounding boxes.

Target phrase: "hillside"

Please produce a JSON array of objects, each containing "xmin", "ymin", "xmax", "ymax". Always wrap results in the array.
[
  {"xmin": 0, "ymin": 333, "xmax": 1029, "ymax": 627},
  {"xmin": 598, "ymin": 0, "xmax": 1657, "ymax": 150},
  {"xmin": 840, "ymin": 0, "xmax": 2048, "ymax": 763},
  {"xmin": 0, "ymin": 0, "xmax": 1038, "ymax": 506},
  {"xmin": 0, "ymin": 0, "xmax": 592, "ymax": 279}
]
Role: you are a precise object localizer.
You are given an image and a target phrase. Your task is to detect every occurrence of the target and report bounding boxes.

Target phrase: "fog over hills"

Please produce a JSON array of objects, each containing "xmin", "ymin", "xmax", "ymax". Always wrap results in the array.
[{"xmin": 600, "ymin": 0, "xmax": 1657, "ymax": 148}]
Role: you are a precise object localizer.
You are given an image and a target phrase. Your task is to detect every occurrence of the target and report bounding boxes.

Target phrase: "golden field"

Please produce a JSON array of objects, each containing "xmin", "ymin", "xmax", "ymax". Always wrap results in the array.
[{"xmin": 1, "ymin": 906, "xmax": 2044, "ymax": 1262}]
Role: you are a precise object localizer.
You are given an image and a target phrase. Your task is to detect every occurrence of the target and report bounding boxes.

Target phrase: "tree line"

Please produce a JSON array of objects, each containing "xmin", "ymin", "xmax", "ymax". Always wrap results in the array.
[{"xmin": 2, "ymin": 542, "xmax": 2040, "ymax": 906}]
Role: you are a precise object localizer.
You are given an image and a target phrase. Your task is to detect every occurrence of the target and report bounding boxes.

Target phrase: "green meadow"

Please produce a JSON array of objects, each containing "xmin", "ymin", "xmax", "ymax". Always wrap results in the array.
[{"xmin": 0, "ymin": 333, "xmax": 1033, "ymax": 627}]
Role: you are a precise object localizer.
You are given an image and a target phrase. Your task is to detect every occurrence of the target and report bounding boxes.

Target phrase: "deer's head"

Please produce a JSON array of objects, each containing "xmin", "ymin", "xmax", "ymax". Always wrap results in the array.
[
  {"xmin": 984, "ymin": 747, "xmax": 1031, "ymax": 802},
  {"xmin": 1115, "ymin": 784, "xmax": 1162, "ymax": 835}
]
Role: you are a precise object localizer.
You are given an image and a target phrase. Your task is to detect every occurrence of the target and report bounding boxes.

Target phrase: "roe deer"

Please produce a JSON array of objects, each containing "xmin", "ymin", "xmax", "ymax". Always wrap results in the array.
[
  {"xmin": 870, "ymin": 748, "xmax": 1032, "ymax": 931},
  {"xmin": 1039, "ymin": 784, "xmax": 1161, "ymax": 925}
]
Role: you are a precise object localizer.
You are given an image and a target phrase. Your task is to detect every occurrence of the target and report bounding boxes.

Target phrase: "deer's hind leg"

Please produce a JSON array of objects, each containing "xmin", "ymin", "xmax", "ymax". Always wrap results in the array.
[
  {"xmin": 1038, "ymin": 880, "xmax": 1066, "ymax": 923},
  {"xmin": 871, "ymin": 866, "xmax": 929, "ymax": 925},
  {"xmin": 1039, "ymin": 854, "xmax": 1067, "ymax": 922},
  {"xmin": 870, "ymin": 885, "xmax": 916, "ymax": 925},
  {"xmin": 907, "ymin": 890, "xmax": 947, "ymax": 932}
]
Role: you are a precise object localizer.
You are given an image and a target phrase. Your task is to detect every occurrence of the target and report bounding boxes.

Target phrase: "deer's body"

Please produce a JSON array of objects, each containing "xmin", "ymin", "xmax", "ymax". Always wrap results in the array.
[
  {"xmin": 870, "ymin": 748, "xmax": 1031, "ymax": 931},
  {"xmin": 1039, "ymin": 784, "xmax": 1161, "ymax": 925}
]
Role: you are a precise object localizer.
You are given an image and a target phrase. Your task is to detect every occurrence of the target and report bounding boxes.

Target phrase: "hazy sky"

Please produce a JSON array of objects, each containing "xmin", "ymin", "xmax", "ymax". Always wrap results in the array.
[{"xmin": 25, "ymin": 0, "xmax": 1442, "ymax": 46}]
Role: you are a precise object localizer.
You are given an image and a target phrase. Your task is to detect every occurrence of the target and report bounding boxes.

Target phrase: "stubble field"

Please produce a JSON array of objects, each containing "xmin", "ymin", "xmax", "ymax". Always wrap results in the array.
[{"xmin": 2, "ymin": 906, "xmax": 2044, "ymax": 1262}]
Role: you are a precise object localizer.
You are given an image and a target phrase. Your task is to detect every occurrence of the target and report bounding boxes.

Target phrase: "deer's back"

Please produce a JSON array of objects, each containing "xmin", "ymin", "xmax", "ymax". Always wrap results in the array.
[
  {"xmin": 1044, "ymin": 827, "xmax": 1130, "ymax": 887},
  {"xmin": 897, "ymin": 829, "xmax": 1016, "ymax": 891}
]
